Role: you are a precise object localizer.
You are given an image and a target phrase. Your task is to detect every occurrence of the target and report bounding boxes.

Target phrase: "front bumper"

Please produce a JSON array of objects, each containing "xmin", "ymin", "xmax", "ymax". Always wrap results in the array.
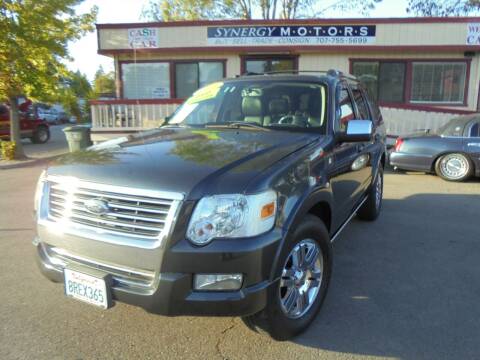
[{"xmin": 34, "ymin": 228, "xmax": 282, "ymax": 317}]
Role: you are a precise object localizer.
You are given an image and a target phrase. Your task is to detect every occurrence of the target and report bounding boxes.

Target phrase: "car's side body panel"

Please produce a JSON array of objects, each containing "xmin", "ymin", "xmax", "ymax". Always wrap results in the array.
[{"xmin": 390, "ymin": 135, "xmax": 466, "ymax": 173}]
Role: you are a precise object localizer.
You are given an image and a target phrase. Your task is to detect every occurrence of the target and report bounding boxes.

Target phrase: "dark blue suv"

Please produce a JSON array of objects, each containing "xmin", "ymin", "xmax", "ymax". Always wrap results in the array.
[{"xmin": 34, "ymin": 70, "xmax": 386, "ymax": 340}]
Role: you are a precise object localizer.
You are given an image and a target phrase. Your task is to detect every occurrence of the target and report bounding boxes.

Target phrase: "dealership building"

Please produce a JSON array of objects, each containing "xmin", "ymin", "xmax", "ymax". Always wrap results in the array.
[{"xmin": 91, "ymin": 17, "xmax": 480, "ymax": 142}]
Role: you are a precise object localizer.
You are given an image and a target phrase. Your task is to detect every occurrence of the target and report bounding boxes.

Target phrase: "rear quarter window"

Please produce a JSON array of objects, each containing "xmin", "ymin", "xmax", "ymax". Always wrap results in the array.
[
  {"xmin": 364, "ymin": 88, "xmax": 382, "ymax": 125},
  {"xmin": 469, "ymin": 122, "xmax": 480, "ymax": 137}
]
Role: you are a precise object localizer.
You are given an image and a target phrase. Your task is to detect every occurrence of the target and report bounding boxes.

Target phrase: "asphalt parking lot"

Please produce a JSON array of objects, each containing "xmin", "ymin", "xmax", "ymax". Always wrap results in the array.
[
  {"xmin": 0, "ymin": 165, "xmax": 479, "ymax": 360},
  {"xmin": 22, "ymin": 124, "xmax": 69, "ymax": 159}
]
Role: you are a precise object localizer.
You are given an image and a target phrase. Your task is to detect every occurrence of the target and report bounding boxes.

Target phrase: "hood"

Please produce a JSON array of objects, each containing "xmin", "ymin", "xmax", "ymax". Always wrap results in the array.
[{"xmin": 48, "ymin": 127, "xmax": 319, "ymax": 199}]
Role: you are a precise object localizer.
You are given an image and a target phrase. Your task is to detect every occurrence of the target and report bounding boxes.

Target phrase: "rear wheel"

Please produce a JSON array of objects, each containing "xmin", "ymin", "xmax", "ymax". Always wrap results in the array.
[
  {"xmin": 31, "ymin": 126, "xmax": 50, "ymax": 144},
  {"xmin": 357, "ymin": 166, "xmax": 383, "ymax": 221},
  {"xmin": 435, "ymin": 153, "xmax": 472, "ymax": 182},
  {"xmin": 242, "ymin": 215, "xmax": 332, "ymax": 340}
]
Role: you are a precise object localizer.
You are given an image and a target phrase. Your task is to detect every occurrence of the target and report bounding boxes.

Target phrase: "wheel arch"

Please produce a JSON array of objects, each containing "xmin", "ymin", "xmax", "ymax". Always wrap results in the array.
[{"xmin": 269, "ymin": 189, "xmax": 334, "ymax": 281}]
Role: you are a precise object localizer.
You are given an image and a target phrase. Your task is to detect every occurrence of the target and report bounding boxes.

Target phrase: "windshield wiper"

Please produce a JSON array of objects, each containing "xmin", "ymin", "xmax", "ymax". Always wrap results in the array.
[{"xmin": 206, "ymin": 122, "xmax": 270, "ymax": 131}]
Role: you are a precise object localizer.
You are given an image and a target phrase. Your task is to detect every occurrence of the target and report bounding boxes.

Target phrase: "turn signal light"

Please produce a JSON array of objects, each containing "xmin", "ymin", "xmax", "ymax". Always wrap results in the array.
[{"xmin": 260, "ymin": 202, "xmax": 275, "ymax": 219}]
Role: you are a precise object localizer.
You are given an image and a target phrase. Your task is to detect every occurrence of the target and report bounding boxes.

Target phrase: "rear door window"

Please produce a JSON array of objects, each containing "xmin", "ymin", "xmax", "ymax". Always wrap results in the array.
[
  {"xmin": 469, "ymin": 122, "xmax": 480, "ymax": 137},
  {"xmin": 351, "ymin": 87, "xmax": 371, "ymax": 120}
]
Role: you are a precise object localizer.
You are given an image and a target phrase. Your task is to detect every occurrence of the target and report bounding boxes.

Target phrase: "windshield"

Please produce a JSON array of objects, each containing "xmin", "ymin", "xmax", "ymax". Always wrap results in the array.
[{"xmin": 168, "ymin": 80, "xmax": 327, "ymax": 133}]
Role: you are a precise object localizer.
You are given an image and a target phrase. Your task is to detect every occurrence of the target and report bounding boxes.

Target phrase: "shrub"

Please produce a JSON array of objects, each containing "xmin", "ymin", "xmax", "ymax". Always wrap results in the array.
[{"xmin": 1, "ymin": 141, "xmax": 16, "ymax": 160}]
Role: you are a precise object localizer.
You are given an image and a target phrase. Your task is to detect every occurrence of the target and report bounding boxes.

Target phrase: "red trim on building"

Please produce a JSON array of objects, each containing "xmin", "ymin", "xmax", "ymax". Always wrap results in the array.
[
  {"xmin": 98, "ymin": 45, "xmax": 480, "ymax": 56},
  {"xmin": 349, "ymin": 58, "xmax": 472, "ymax": 108},
  {"xmin": 96, "ymin": 17, "xmax": 480, "ymax": 29},
  {"xmin": 90, "ymin": 99, "xmax": 184, "ymax": 105}
]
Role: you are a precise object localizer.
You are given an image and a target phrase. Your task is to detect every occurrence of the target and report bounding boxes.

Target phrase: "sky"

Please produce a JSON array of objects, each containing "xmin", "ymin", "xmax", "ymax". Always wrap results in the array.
[{"xmin": 67, "ymin": 0, "xmax": 409, "ymax": 81}]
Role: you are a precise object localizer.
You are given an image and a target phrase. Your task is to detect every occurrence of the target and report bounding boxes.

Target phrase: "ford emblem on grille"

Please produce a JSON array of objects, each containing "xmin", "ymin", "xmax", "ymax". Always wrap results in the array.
[{"xmin": 84, "ymin": 198, "xmax": 109, "ymax": 215}]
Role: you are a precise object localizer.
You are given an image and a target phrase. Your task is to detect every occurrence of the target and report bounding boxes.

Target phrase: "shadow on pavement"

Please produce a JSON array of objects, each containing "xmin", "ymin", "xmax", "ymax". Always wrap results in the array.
[{"xmin": 294, "ymin": 192, "xmax": 480, "ymax": 359}]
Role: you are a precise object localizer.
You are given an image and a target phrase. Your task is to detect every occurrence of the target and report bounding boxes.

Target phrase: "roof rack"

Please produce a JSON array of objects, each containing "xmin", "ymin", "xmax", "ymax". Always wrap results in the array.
[{"xmin": 237, "ymin": 69, "xmax": 358, "ymax": 81}]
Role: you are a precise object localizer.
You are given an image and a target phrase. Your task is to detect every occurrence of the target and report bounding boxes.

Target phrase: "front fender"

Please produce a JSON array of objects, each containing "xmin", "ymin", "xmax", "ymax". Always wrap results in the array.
[{"xmin": 268, "ymin": 185, "xmax": 334, "ymax": 282}]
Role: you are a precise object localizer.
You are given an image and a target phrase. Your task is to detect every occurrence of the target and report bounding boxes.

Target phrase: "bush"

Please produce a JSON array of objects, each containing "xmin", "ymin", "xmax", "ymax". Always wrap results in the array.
[{"xmin": 1, "ymin": 141, "xmax": 16, "ymax": 160}]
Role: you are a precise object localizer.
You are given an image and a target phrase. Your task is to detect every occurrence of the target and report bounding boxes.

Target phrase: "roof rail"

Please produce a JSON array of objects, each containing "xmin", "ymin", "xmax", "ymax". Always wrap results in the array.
[{"xmin": 239, "ymin": 69, "xmax": 358, "ymax": 81}]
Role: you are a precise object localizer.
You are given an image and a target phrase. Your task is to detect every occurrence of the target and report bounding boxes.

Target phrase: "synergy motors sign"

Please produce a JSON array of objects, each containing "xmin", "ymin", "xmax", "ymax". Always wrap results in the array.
[{"xmin": 207, "ymin": 25, "xmax": 376, "ymax": 46}]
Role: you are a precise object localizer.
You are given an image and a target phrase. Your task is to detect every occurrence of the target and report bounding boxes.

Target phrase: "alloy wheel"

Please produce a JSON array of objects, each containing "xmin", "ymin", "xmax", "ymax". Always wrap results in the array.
[{"xmin": 279, "ymin": 239, "xmax": 323, "ymax": 319}]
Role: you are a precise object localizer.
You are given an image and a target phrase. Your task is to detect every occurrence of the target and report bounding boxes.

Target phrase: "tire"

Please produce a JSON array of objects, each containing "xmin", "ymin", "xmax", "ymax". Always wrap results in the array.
[
  {"xmin": 357, "ymin": 166, "xmax": 383, "ymax": 221},
  {"xmin": 31, "ymin": 126, "xmax": 50, "ymax": 144},
  {"xmin": 434, "ymin": 153, "xmax": 473, "ymax": 182},
  {"xmin": 242, "ymin": 215, "xmax": 332, "ymax": 341}
]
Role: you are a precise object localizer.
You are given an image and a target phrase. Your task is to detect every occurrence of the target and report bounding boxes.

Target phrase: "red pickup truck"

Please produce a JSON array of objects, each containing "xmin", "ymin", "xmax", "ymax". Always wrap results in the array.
[{"xmin": 0, "ymin": 101, "xmax": 50, "ymax": 144}]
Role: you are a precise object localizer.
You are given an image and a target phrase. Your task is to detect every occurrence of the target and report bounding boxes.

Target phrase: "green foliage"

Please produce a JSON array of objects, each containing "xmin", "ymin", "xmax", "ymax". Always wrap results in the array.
[
  {"xmin": 0, "ymin": 0, "xmax": 97, "ymax": 158},
  {"xmin": 0, "ymin": 0, "xmax": 98, "ymax": 102},
  {"xmin": 92, "ymin": 66, "xmax": 115, "ymax": 98},
  {"xmin": 65, "ymin": 70, "xmax": 92, "ymax": 99},
  {"xmin": 407, "ymin": 0, "xmax": 480, "ymax": 16},
  {"xmin": 59, "ymin": 70, "xmax": 92, "ymax": 122},
  {"xmin": 1, "ymin": 141, "xmax": 16, "ymax": 160},
  {"xmin": 142, "ymin": 0, "xmax": 381, "ymax": 20}
]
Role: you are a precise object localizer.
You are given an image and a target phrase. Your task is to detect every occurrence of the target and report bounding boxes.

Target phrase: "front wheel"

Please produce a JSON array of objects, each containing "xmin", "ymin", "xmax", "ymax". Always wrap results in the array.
[
  {"xmin": 435, "ymin": 153, "xmax": 472, "ymax": 182},
  {"xmin": 242, "ymin": 215, "xmax": 332, "ymax": 340},
  {"xmin": 357, "ymin": 166, "xmax": 383, "ymax": 221},
  {"xmin": 31, "ymin": 126, "xmax": 50, "ymax": 144}
]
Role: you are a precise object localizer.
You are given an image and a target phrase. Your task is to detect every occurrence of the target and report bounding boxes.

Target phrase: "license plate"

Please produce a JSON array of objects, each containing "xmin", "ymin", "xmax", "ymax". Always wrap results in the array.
[{"xmin": 64, "ymin": 269, "xmax": 110, "ymax": 309}]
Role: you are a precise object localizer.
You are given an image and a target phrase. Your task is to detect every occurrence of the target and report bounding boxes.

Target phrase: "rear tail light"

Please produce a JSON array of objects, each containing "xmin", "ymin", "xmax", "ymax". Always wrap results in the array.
[{"xmin": 394, "ymin": 138, "xmax": 404, "ymax": 152}]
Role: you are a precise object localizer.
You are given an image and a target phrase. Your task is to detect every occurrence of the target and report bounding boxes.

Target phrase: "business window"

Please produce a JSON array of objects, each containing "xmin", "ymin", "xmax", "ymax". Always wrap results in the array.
[
  {"xmin": 353, "ymin": 60, "xmax": 468, "ymax": 105},
  {"xmin": 122, "ymin": 62, "xmax": 170, "ymax": 99},
  {"xmin": 244, "ymin": 57, "xmax": 296, "ymax": 74},
  {"xmin": 175, "ymin": 62, "xmax": 224, "ymax": 99},
  {"xmin": 411, "ymin": 62, "xmax": 466, "ymax": 103},
  {"xmin": 352, "ymin": 61, "xmax": 405, "ymax": 103}
]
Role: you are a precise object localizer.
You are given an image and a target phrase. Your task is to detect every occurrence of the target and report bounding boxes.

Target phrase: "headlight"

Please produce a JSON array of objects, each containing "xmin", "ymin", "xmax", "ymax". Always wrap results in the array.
[
  {"xmin": 34, "ymin": 170, "xmax": 48, "ymax": 218},
  {"xmin": 187, "ymin": 190, "xmax": 277, "ymax": 245}
]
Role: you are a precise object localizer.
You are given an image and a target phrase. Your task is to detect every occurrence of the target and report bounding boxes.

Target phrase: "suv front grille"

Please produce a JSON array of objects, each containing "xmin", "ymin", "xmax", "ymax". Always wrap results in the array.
[{"xmin": 45, "ymin": 176, "xmax": 182, "ymax": 242}]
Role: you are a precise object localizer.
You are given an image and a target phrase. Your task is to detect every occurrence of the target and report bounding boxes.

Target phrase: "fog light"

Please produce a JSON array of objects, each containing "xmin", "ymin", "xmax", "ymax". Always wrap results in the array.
[{"xmin": 193, "ymin": 274, "xmax": 243, "ymax": 291}]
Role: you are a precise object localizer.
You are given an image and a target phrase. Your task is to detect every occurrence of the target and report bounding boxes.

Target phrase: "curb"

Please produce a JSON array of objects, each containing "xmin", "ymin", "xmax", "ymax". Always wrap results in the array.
[{"xmin": 0, "ymin": 154, "xmax": 64, "ymax": 170}]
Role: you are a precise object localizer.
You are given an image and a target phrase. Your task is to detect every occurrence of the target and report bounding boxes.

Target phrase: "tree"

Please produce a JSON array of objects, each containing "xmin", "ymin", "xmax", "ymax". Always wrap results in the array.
[
  {"xmin": 60, "ymin": 70, "xmax": 92, "ymax": 123},
  {"xmin": 92, "ymin": 66, "xmax": 115, "ymax": 98},
  {"xmin": 0, "ymin": 0, "xmax": 97, "ymax": 159},
  {"xmin": 142, "ymin": 0, "xmax": 381, "ymax": 21},
  {"xmin": 407, "ymin": 0, "xmax": 480, "ymax": 16}
]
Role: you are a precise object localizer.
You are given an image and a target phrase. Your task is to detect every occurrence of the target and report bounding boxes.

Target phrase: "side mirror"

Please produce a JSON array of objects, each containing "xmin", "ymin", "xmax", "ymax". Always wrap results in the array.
[{"xmin": 338, "ymin": 120, "xmax": 373, "ymax": 142}]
